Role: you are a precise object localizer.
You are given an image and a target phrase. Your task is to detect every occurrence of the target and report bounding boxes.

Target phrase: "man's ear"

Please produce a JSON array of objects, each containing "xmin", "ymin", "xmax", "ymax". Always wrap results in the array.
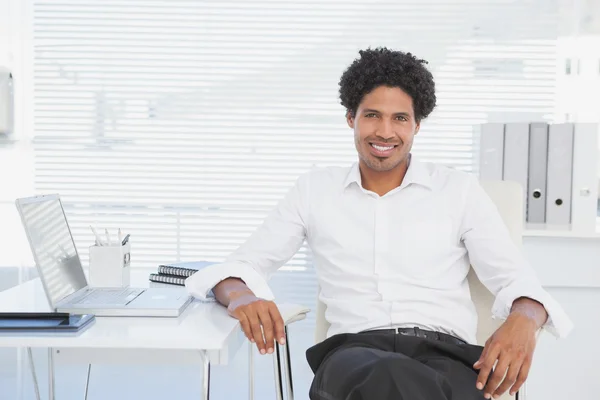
[
  {"xmin": 414, "ymin": 120, "xmax": 421, "ymax": 135},
  {"xmin": 346, "ymin": 111, "xmax": 355, "ymax": 129}
]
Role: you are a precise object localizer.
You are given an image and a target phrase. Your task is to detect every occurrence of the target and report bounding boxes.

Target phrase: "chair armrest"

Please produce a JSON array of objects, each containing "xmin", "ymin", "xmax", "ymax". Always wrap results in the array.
[{"xmin": 276, "ymin": 303, "xmax": 310, "ymax": 325}]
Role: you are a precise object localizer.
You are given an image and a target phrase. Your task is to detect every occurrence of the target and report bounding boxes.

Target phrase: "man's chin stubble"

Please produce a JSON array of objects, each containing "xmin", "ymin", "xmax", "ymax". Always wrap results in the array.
[{"xmin": 365, "ymin": 158, "xmax": 399, "ymax": 172}]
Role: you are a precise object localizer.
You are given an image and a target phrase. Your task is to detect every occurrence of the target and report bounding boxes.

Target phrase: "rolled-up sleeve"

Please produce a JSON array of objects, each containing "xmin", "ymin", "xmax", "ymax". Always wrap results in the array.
[
  {"xmin": 185, "ymin": 172, "xmax": 310, "ymax": 301},
  {"xmin": 185, "ymin": 261, "xmax": 277, "ymax": 301},
  {"xmin": 460, "ymin": 175, "xmax": 574, "ymax": 338},
  {"xmin": 489, "ymin": 273, "xmax": 572, "ymax": 338}
]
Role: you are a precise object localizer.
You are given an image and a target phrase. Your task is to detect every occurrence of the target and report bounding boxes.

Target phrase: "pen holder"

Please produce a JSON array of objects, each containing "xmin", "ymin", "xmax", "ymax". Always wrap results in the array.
[{"xmin": 88, "ymin": 242, "xmax": 131, "ymax": 287}]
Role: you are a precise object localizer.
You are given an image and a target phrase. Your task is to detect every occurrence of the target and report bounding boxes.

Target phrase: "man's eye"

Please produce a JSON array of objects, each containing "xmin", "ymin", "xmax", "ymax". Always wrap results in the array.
[
  {"xmin": 366, "ymin": 113, "xmax": 376, "ymax": 118},
  {"xmin": 396, "ymin": 116, "xmax": 407, "ymax": 121}
]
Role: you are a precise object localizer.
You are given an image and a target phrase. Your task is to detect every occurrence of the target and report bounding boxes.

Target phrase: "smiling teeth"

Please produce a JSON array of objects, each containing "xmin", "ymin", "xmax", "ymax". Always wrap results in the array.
[{"xmin": 372, "ymin": 144, "xmax": 394, "ymax": 151}]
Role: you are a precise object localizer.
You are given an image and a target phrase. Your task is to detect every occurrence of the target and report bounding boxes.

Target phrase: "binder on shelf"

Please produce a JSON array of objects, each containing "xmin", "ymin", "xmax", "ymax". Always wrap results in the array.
[
  {"xmin": 480, "ymin": 120, "xmax": 598, "ymax": 234},
  {"xmin": 503, "ymin": 123, "xmax": 530, "ymax": 221},
  {"xmin": 546, "ymin": 123, "xmax": 574, "ymax": 227},
  {"xmin": 571, "ymin": 123, "xmax": 599, "ymax": 234},
  {"xmin": 0, "ymin": 67, "xmax": 13, "ymax": 135},
  {"xmin": 478, "ymin": 123, "xmax": 505, "ymax": 180},
  {"xmin": 527, "ymin": 122, "xmax": 549, "ymax": 224}
]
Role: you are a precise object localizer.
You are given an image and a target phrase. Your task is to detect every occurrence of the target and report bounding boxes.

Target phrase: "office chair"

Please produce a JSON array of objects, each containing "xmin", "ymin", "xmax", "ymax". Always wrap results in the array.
[{"xmin": 272, "ymin": 179, "xmax": 528, "ymax": 400}]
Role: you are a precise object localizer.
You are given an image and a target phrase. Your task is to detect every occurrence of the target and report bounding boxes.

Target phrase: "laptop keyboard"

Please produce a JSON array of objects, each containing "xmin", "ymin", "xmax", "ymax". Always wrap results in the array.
[{"xmin": 73, "ymin": 288, "xmax": 144, "ymax": 306}]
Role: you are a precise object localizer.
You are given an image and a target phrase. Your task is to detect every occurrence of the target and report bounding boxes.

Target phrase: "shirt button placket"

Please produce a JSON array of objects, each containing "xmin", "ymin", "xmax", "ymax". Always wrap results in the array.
[{"xmin": 375, "ymin": 196, "xmax": 390, "ymax": 299}]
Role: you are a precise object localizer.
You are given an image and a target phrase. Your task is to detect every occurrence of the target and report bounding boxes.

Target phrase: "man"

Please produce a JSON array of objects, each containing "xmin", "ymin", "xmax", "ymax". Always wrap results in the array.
[{"xmin": 186, "ymin": 47, "xmax": 572, "ymax": 400}]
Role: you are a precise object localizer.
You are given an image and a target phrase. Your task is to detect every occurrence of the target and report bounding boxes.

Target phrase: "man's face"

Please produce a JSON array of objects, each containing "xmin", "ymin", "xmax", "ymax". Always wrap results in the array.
[{"xmin": 347, "ymin": 85, "xmax": 420, "ymax": 172}]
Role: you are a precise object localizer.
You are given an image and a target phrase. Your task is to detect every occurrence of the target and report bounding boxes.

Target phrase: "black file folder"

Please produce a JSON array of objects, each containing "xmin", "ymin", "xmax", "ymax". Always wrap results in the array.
[{"xmin": 0, "ymin": 312, "xmax": 95, "ymax": 332}]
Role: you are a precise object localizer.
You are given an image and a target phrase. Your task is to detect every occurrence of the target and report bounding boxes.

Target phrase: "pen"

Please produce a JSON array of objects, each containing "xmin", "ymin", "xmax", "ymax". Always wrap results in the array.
[
  {"xmin": 105, "ymin": 229, "xmax": 111, "ymax": 246},
  {"xmin": 121, "ymin": 234, "xmax": 130, "ymax": 246},
  {"xmin": 90, "ymin": 225, "xmax": 104, "ymax": 246}
]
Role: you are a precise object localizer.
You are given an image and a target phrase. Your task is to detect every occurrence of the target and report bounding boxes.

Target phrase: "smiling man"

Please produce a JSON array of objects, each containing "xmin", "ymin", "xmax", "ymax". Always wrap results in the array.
[{"xmin": 186, "ymin": 47, "xmax": 572, "ymax": 400}]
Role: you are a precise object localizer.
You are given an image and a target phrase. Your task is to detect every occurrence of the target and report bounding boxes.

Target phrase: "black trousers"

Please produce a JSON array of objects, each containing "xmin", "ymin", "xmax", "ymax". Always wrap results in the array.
[{"xmin": 306, "ymin": 330, "xmax": 486, "ymax": 400}]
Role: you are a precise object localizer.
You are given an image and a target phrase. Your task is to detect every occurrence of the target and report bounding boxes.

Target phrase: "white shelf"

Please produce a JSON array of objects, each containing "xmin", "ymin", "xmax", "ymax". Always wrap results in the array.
[{"xmin": 523, "ymin": 228, "xmax": 600, "ymax": 239}]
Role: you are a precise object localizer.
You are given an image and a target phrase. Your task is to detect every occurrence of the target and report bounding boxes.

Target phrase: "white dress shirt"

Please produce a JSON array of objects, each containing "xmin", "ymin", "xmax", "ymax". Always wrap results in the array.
[{"xmin": 185, "ymin": 155, "xmax": 573, "ymax": 344}]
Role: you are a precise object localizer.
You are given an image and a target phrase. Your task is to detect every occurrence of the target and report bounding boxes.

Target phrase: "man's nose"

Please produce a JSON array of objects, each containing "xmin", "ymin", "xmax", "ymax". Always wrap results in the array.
[{"xmin": 377, "ymin": 120, "xmax": 395, "ymax": 140}]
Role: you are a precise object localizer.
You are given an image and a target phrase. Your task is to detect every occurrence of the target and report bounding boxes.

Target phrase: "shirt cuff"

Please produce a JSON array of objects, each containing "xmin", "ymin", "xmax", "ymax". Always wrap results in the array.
[
  {"xmin": 491, "ymin": 281, "xmax": 574, "ymax": 339},
  {"xmin": 184, "ymin": 262, "xmax": 275, "ymax": 301}
]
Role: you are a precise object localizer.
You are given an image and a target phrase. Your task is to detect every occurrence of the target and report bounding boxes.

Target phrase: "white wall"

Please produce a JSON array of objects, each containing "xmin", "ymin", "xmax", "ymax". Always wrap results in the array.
[
  {"xmin": 529, "ymin": 287, "xmax": 599, "ymax": 399},
  {"xmin": 522, "ymin": 235, "xmax": 600, "ymax": 400},
  {"xmin": 0, "ymin": 0, "xmax": 35, "ymax": 267}
]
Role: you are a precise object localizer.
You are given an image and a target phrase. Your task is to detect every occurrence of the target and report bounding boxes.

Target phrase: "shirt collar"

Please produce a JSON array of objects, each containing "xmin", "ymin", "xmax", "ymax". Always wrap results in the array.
[
  {"xmin": 343, "ymin": 162, "xmax": 362, "ymax": 188},
  {"xmin": 402, "ymin": 154, "xmax": 433, "ymax": 190},
  {"xmin": 343, "ymin": 153, "xmax": 433, "ymax": 191}
]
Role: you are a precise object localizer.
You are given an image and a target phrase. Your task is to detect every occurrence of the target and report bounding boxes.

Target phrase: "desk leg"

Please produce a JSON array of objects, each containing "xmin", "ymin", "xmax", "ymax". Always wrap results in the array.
[
  {"xmin": 84, "ymin": 364, "xmax": 92, "ymax": 400},
  {"xmin": 27, "ymin": 348, "xmax": 41, "ymax": 400},
  {"xmin": 48, "ymin": 348, "xmax": 55, "ymax": 400},
  {"xmin": 202, "ymin": 351, "xmax": 211, "ymax": 400}
]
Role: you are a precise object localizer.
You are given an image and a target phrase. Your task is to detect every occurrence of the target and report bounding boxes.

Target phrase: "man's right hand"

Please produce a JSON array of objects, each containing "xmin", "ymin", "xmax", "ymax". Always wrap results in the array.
[{"xmin": 227, "ymin": 290, "xmax": 286, "ymax": 355}]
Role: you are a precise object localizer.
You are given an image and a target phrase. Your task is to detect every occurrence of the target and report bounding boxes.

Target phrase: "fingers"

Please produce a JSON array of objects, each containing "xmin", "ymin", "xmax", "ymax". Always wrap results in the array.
[
  {"xmin": 473, "ymin": 341, "xmax": 488, "ymax": 373},
  {"xmin": 229, "ymin": 299, "xmax": 285, "ymax": 355},
  {"xmin": 482, "ymin": 352, "xmax": 509, "ymax": 399},
  {"xmin": 236, "ymin": 310, "xmax": 254, "ymax": 343},
  {"xmin": 269, "ymin": 304, "xmax": 286, "ymax": 345},
  {"xmin": 510, "ymin": 355, "xmax": 532, "ymax": 396},
  {"xmin": 474, "ymin": 342, "xmax": 499, "ymax": 392},
  {"xmin": 493, "ymin": 357, "xmax": 523, "ymax": 398},
  {"xmin": 257, "ymin": 305, "xmax": 275, "ymax": 354},
  {"xmin": 247, "ymin": 310, "xmax": 267, "ymax": 354}
]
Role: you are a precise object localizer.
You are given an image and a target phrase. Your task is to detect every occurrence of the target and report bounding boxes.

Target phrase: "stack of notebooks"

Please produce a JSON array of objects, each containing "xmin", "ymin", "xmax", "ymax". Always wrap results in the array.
[{"xmin": 148, "ymin": 261, "xmax": 215, "ymax": 286}]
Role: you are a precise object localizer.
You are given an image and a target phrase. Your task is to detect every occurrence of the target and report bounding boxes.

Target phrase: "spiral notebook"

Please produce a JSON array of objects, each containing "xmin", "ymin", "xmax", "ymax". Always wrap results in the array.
[
  {"xmin": 149, "ymin": 273, "xmax": 187, "ymax": 286},
  {"xmin": 157, "ymin": 261, "xmax": 216, "ymax": 278},
  {"xmin": 149, "ymin": 260, "xmax": 216, "ymax": 286}
]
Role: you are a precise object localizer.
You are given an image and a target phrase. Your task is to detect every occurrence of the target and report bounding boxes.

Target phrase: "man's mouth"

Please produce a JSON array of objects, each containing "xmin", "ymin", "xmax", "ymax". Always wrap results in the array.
[{"xmin": 369, "ymin": 142, "xmax": 398, "ymax": 157}]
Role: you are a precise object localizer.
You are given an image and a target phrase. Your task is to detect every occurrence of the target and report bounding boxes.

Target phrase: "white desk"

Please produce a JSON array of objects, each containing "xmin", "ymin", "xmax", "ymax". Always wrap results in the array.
[{"xmin": 0, "ymin": 269, "xmax": 306, "ymax": 400}]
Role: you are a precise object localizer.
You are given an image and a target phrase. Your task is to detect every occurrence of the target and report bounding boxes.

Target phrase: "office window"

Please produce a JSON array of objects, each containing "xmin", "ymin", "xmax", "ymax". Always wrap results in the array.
[{"xmin": 31, "ymin": 0, "xmax": 564, "ymax": 284}]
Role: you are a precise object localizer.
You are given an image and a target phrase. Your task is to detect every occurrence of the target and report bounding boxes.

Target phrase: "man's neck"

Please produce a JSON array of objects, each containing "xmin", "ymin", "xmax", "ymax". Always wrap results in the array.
[{"xmin": 359, "ymin": 157, "xmax": 410, "ymax": 196}]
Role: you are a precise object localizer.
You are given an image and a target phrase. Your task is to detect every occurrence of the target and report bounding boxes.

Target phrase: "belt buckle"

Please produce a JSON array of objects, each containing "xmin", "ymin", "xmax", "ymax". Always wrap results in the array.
[{"xmin": 396, "ymin": 328, "xmax": 409, "ymax": 336}]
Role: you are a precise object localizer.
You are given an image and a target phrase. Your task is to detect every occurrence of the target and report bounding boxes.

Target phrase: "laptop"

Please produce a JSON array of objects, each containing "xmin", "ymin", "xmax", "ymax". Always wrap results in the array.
[{"xmin": 15, "ymin": 194, "xmax": 192, "ymax": 317}]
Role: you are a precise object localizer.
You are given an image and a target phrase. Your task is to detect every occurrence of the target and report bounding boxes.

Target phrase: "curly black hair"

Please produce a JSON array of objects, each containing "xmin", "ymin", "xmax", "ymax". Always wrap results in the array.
[{"xmin": 339, "ymin": 47, "xmax": 436, "ymax": 122}]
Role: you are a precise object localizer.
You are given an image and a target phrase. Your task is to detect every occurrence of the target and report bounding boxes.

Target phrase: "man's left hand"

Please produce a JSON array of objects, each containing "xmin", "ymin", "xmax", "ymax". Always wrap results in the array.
[{"xmin": 473, "ymin": 309, "xmax": 540, "ymax": 398}]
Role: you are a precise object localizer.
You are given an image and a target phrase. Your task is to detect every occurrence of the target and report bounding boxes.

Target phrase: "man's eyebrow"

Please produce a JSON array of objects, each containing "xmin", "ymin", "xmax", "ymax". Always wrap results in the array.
[{"xmin": 361, "ymin": 109, "xmax": 412, "ymax": 117}]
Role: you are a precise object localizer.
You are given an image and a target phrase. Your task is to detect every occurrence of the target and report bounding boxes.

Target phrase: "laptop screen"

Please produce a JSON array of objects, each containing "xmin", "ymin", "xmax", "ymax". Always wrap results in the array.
[{"xmin": 17, "ymin": 196, "xmax": 88, "ymax": 306}]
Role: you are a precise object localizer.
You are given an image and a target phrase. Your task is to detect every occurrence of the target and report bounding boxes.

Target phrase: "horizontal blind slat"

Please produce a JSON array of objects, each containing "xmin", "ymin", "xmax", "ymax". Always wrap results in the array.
[{"xmin": 32, "ymin": 0, "xmax": 560, "ymax": 272}]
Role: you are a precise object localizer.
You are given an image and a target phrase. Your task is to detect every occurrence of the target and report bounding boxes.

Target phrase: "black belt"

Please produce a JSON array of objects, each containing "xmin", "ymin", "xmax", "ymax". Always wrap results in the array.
[{"xmin": 359, "ymin": 327, "xmax": 467, "ymax": 346}]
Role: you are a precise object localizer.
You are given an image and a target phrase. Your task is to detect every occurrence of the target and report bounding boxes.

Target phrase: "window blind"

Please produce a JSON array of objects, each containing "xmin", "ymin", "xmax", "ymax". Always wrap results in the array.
[{"xmin": 31, "ymin": 0, "xmax": 562, "ymax": 299}]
